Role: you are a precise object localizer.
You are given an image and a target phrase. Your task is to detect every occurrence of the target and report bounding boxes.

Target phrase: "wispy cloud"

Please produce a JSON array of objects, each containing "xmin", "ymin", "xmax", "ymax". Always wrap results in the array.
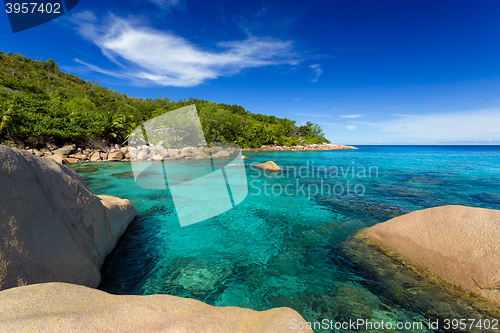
[
  {"xmin": 390, "ymin": 105, "xmax": 402, "ymax": 109},
  {"xmin": 70, "ymin": 13, "xmax": 300, "ymax": 87},
  {"xmin": 330, "ymin": 107, "xmax": 338, "ymax": 111},
  {"xmin": 346, "ymin": 125, "xmax": 357, "ymax": 130},
  {"xmin": 309, "ymin": 64, "xmax": 322, "ymax": 82},
  {"xmin": 339, "ymin": 114, "xmax": 361, "ymax": 119},
  {"xmin": 142, "ymin": 0, "xmax": 184, "ymax": 10},
  {"xmin": 475, "ymin": 99, "xmax": 488, "ymax": 105},
  {"xmin": 356, "ymin": 109, "xmax": 500, "ymax": 140},
  {"xmin": 367, "ymin": 108, "xmax": 377, "ymax": 112}
]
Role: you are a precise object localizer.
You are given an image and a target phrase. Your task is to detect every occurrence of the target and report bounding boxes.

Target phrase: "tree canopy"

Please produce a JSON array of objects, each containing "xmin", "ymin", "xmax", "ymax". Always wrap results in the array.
[{"xmin": 0, "ymin": 51, "xmax": 329, "ymax": 148}]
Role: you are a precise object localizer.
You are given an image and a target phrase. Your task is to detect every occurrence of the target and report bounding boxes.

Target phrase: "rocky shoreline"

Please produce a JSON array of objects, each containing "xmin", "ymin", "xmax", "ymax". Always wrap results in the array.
[
  {"xmin": 5, "ymin": 142, "xmax": 356, "ymax": 164},
  {"xmin": 242, "ymin": 143, "xmax": 357, "ymax": 152}
]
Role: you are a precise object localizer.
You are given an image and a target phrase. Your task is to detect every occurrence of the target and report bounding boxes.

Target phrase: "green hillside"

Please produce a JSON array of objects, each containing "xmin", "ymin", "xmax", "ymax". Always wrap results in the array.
[{"xmin": 0, "ymin": 51, "xmax": 329, "ymax": 148}]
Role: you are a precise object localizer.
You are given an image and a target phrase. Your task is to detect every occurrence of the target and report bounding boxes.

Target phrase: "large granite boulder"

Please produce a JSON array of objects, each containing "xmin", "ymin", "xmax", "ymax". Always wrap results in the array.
[
  {"xmin": 0, "ymin": 145, "xmax": 137, "ymax": 291},
  {"xmin": 0, "ymin": 283, "xmax": 312, "ymax": 333},
  {"xmin": 358, "ymin": 205, "xmax": 500, "ymax": 305}
]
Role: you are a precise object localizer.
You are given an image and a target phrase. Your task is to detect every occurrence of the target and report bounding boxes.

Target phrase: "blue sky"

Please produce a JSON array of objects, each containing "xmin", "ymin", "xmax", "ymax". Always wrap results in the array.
[{"xmin": 1, "ymin": 0, "xmax": 500, "ymax": 144}]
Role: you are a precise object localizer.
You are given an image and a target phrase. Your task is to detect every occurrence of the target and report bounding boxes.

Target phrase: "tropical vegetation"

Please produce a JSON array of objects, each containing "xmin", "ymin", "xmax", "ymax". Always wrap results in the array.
[{"xmin": 0, "ymin": 51, "xmax": 329, "ymax": 148}]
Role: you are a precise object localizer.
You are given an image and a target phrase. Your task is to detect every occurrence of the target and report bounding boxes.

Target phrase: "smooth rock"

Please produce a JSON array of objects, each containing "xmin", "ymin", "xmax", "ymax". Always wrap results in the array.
[
  {"xmin": 157, "ymin": 147, "xmax": 170, "ymax": 158},
  {"xmin": 358, "ymin": 205, "xmax": 500, "ymax": 305},
  {"xmin": 89, "ymin": 152, "xmax": 101, "ymax": 161},
  {"xmin": 152, "ymin": 154, "xmax": 164, "ymax": 161},
  {"xmin": 52, "ymin": 147, "xmax": 72, "ymax": 157},
  {"xmin": 0, "ymin": 283, "xmax": 312, "ymax": 333},
  {"xmin": 65, "ymin": 158, "xmax": 79, "ymax": 164},
  {"xmin": 191, "ymin": 148, "xmax": 205, "ymax": 156},
  {"xmin": 108, "ymin": 150, "xmax": 123, "ymax": 161},
  {"xmin": 62, "ymin": 144, "xmax": 76, "ymax": 152},
  {"xmin": 73, "ymin": 153, "xmax": 89, "ymax": 161},
  {"xmin": 213, "ymin": 150, "xmax": 230, "ymax": 158},
  {"xmin": 255, "ymin": 161, "xmax": 282, "ymax": 172},
  {"xmin": 128, "ymin": 147, "xmax": 138, "ymax": 158},
  {"xmin": 0, "ymin": 146, "xmax": 137, "ymax": 291},
  {"xmin": 46, "ymin": 154, "xmax": 68, "ymax": 165},
  {"xmin": 137, "ymin": 151, "xmax": 148, "ymax": 160}
]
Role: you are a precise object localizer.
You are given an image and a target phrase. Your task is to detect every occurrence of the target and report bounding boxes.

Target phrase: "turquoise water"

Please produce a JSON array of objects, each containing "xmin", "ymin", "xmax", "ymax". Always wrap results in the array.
[{"xmin": 71, "ymin": 146, "xmax": 500, "ymax": 332}]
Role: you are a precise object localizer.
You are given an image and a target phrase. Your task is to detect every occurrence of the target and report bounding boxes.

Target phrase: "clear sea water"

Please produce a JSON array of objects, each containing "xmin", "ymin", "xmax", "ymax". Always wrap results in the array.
[{"xmin": 70, "ymin": 146, "xmax": 500, "ymax": 332}]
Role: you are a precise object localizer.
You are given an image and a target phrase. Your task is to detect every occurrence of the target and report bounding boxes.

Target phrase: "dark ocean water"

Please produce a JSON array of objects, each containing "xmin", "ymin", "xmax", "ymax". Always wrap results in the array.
[{"xmin": 71, "ymin": 146, "xmax": 500, "ymax": 332}]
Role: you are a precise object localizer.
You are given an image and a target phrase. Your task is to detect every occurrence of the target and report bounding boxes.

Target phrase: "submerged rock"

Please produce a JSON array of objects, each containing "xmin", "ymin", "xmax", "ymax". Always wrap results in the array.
[
  {"xmin": 0, "ymin": 146, "xmax": 137, "ymax": 291},
  {"xmin": 357, "ymin": 205, "xmax": 500, "ymax": 306},
  {"xmin": 0, "ymin": 282, "xmax": 312, "ymax": 333},
  {"xmin": 340, "ymin": 236, "xmax": 500, "ymax": 326}
]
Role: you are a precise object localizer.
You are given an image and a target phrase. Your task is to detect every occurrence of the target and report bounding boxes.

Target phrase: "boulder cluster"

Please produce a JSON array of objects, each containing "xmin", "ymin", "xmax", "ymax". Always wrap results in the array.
[
  {"xmin": 14, "ymin": 141, "xmax": 356, "ymax": 165},
  {"xmin": 129, "ymin": 144, "xmax": 237, "ymax": 162},
  {"xmin": 242, "ymin": 142, "xmax": 357, "ymax": 152},
  {"xmin": 21, "ymin": 143, "xmax": 128, "ymax": 164},
  {"xmin": 18, "ymin": 143, "xmax": 241, "ymax": 164}
]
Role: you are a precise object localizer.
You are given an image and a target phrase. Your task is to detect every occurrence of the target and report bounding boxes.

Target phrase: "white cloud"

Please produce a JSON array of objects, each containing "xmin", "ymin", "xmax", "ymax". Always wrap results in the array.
[
  {"xmin": 356, "ymin": 109, "xmax": 500, "ymax": 140},
  {"xmin": 339, "ymin": 114, "xmax": 361, "ymax": 118},
  {"xmin": 71, "ymin": 14, "xmax": 300, "ymax": 87},
  {"xmin": 346, "ymin": 125, "xmax": 357, "ymax": 130},
  {"xmin": 142, "ymin": 0, "xmax": 183, "ymax": 10},
  {"xmin": 390, "ymin": 105, "xmax": 402, "ymax": 109},
  {"xmin": 309, "ymin": 64, "xmax": 322, "ymax": 82}
]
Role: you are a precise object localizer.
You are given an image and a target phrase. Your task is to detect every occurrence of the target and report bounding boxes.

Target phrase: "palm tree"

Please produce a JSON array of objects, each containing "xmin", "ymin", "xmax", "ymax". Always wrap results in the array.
[
  {"xmin": 100, "ymin": 111, "xmax": 124, "ymax": 139},
  {"xmin": 0, "ymin": 101, "xmax": 14, "ymax": 141}
]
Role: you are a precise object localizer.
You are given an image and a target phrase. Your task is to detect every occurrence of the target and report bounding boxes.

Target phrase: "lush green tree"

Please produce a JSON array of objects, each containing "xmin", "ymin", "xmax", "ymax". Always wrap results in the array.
[{"xmin": 0, "ymin": 51, "xmax": 330, "ymax": 147}]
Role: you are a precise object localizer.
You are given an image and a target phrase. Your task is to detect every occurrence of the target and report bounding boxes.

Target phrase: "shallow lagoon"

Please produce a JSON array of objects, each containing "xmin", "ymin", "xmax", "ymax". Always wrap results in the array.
[{"xmin": 71, "ymin": 146, "xmax": 500, "ymax": 332}]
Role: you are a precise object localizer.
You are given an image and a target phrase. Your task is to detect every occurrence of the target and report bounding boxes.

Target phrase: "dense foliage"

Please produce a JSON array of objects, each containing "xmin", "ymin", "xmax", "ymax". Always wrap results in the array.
[{"xmin": 0, "ymin": 51, "xmax": 329, "ymax": 148}]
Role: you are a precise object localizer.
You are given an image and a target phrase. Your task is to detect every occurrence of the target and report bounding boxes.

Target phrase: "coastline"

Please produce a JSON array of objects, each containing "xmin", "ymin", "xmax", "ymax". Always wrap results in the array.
[
  {"xmin": 2, "ymin": 142, "xmax": 357, "ymax": 165},
  {"xmin": 242, "ymin": 143, "xmax": 357, "ymax": 152}
]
